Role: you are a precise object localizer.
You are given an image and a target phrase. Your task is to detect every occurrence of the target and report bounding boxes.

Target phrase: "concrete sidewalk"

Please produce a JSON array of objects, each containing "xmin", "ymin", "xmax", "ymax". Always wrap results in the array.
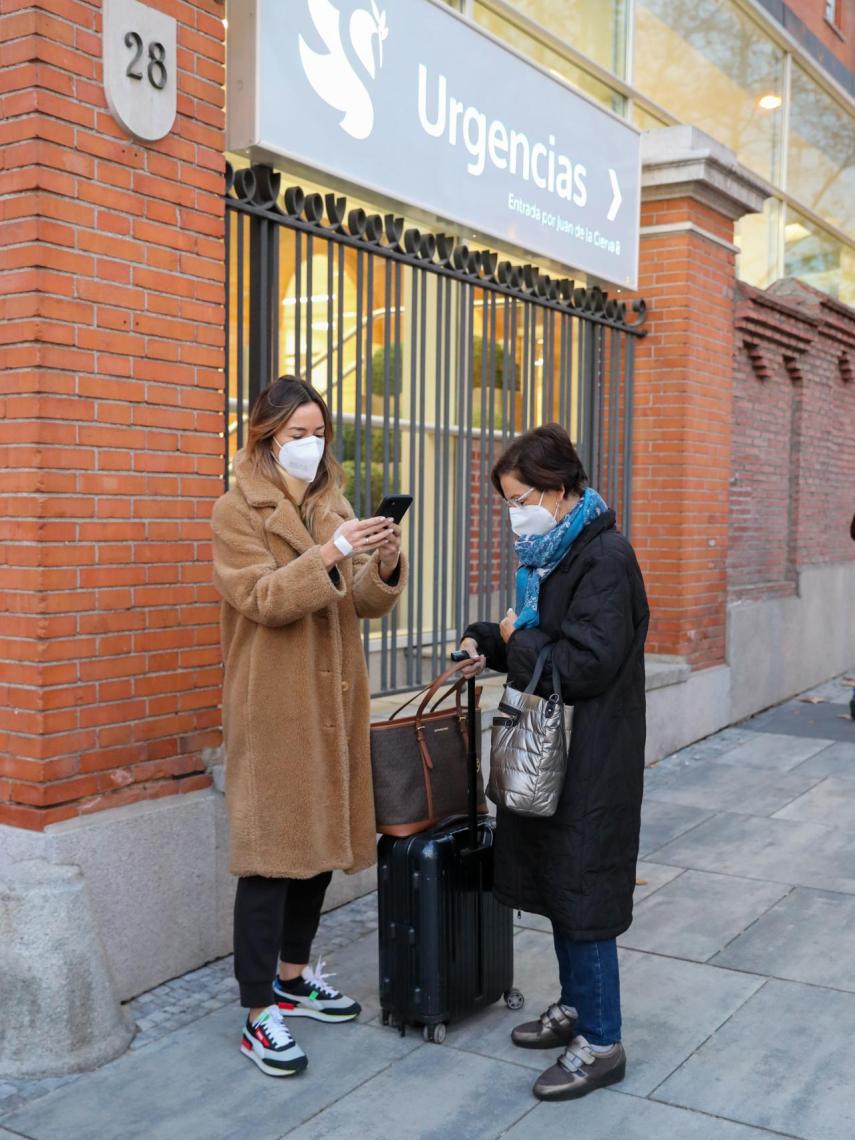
[{"xmin": 2, "ymin": 674, "xmax": 854, "ymax": 1140}]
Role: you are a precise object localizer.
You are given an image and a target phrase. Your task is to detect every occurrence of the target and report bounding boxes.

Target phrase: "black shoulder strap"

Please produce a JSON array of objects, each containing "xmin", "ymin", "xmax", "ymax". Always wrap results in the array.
[{"xmin": 524, "ymin": 644, "xmax": 561, "ymax": 698}]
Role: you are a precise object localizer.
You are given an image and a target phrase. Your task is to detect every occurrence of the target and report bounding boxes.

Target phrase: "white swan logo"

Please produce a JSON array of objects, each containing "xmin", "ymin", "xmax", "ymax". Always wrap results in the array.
[{"xmin": 299, "ymin": 0, "xmax": 389, "ymax": 141}]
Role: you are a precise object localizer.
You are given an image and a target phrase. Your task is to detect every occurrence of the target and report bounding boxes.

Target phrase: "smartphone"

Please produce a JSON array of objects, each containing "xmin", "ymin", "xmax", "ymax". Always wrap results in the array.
[{"xmin": 375, "ymin": 494, "xmax": 413, "ymax": 525}]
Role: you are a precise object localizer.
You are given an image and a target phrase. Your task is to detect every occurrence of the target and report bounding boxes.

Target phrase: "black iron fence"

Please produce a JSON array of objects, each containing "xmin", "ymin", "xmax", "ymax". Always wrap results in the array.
[{"xmin": 225, "ymin": 162, "xmax": 645, "ymax": 694}]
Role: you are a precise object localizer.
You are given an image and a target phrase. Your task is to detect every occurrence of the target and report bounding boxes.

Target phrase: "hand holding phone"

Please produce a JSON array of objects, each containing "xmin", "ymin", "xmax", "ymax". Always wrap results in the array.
[
  {"xmin": 330, "ymin": 516, "xmax": 395, "ymax": 561},
  {"xmin": 374, "ymin": 494, "xmax": 413, "ymax": 526}
]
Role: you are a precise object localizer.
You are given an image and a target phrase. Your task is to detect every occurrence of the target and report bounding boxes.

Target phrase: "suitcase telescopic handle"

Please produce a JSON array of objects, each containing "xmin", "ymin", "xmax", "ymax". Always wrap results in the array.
[{"xmin": 450, "ymin": 650, "xmax": 479, "ymax": 847}]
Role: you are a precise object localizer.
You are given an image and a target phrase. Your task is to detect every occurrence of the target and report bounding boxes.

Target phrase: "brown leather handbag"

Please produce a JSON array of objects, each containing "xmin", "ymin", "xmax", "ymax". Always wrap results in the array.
[{"xmin": 370, "ymin": 664, "xmax": 485, "ymax": 837}]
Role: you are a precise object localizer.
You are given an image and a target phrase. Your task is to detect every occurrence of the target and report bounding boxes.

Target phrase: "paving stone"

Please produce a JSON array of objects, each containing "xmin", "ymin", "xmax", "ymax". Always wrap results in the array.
[
  {"xmin": 796, "ymin": 679, "xmax": 852, "ymax": 706},
  {"xmin": 0, "ymin": 1076, "xmax": 81, "ymax": 1120},
  {"xmin": 652, "ymin": 812, "xmax": 855, "ymax": 894},
  {"xmin": 5, "ymin": 708, "xmax": 848, "ymax": 1139},
  {"xmin": 501, "ymin": 1090, "xmax": 784, "ymax": 1139},
  {"xmin": 654, "ymin": 978, "xmax": 855, "ymax": 1140},
  {"xmin": 285, "ymin": 1041, "xmax": 535, "ymax": 1140},
  {"xmin": 713, "ymin": 887, "xmax": 855, "ymax": 991},
  {"xmin": 616, "ymin": 949, "xmax": 764, "ymax": 1097},
  {"xmin": 715, "ymin": 732, "xmax": 834, "ymax": 772},
  {"xmin": 314, "ymin": 928, "xmax": 382, "ymax": 1024},
  {"xmin": 513, "ymin": 910, "xmax": 551, "ymax": 933},
  {"xmin": 746, "ymin": 699, "xmax": 855, "ymax": 743},
  {"xmin": 644, "ymin": 758, "xmax": 820, "ymax": 817},
  {"xmin": 426, "ymin": 928, "xmax": 563, "ymax": 1072},
  {"xmin": 638, "ymin": 800, "xmax": 715, "ymax": 859},
  {"xmin": 792, "ymin": 741, "xmax": 855, "ymax": 781},
  {"xmin": 621, "ymin": 871, "xmax": 790, "ymax": 962},
  {"xmin": 315, "ymin": 892, "xmax": 378, "ymax": 954},
  {"xmin": 773, "ymin": 777, "xmax": 855, "ymax": 830},
  {"xmin": 2, "ymin": 1006, "xmax": 419, "ymax": 1140},
  {"xmin": 663, "ymin": 726, "xmax": 757, "ymax": 767},
  {"xmin": 632, "ymin": 861, "xmax": 685, "ymax": 902}
]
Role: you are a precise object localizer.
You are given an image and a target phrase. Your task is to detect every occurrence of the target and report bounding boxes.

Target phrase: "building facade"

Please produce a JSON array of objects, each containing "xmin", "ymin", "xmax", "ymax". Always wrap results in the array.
[
  {"xmin": 466, "ymin": 0, "xmax": 855, "ymax": 305},
  {"xmin": 0, "ymin": 0, "xmax": 853, "ymax": 1000}
]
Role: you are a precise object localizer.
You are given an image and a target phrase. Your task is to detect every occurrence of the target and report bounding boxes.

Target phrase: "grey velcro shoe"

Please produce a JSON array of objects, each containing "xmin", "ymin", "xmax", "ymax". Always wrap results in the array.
[
  {"xmin": 511, "ymin": 1002, "xmax": 578, "ymax": 1050},
  {"xmin": 533, "ymin": 1036, "xmax": 626, "ymax": 1101}
]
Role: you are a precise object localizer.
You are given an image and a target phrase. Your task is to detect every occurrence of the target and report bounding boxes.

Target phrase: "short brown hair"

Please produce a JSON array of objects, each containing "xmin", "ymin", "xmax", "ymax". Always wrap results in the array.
[{"xmin": 491, "ymin": 423, "xmax": 588, "ymax": 499}]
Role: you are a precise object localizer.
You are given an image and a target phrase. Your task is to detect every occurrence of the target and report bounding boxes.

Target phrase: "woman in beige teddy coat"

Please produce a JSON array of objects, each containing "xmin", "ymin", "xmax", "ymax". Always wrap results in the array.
[{"xmin": 212, "ymin": 376, "xmax": 407, "ymax": 1078}]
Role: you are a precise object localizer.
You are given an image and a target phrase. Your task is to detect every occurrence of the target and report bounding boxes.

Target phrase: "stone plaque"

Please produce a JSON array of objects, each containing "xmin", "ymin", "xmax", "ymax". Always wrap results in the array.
[{"xmin": 103, "ymin": 0, "xmax": 177, "ymax": 142}]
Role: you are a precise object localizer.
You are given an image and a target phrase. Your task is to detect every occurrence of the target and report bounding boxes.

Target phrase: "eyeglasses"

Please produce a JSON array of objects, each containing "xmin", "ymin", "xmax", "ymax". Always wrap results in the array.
[{"xmin": 505, "ymin": 487, "xmax": 536, "ymax": 510}]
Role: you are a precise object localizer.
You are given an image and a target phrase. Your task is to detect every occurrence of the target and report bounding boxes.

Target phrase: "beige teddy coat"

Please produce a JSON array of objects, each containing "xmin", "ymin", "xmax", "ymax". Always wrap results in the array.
[{"xmin": 211, "ymin": 452, "xmax": 407, "ymax": 879}]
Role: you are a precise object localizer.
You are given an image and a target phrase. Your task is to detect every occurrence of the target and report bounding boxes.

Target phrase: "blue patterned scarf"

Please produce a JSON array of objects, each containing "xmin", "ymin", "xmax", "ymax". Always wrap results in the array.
[{"xmin": 514, "ymin": 488, "xmax": 609, "ymax": 629}]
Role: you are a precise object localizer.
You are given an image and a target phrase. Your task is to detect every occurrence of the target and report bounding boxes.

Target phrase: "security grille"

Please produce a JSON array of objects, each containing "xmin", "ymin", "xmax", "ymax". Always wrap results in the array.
[{"xmin": 225, "ymin": 162, "xmax": 645, "ymax": 694}]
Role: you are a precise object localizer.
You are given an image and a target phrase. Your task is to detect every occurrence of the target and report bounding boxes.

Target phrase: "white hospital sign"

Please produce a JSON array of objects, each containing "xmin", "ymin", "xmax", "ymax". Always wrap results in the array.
[{"xmin": 227, "ymin": 0, "xmax": 641, "ymax": 287}]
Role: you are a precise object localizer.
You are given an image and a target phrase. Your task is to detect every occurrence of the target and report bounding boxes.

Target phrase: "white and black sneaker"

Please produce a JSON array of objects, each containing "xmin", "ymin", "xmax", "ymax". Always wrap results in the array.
[
  {"xmin": 240, "ymin": 1005, "xmax": 308, "ymax": 1077},
  {"xmin": 273, "ymin": 959, "xmax": 361, "ymax": 1023}
]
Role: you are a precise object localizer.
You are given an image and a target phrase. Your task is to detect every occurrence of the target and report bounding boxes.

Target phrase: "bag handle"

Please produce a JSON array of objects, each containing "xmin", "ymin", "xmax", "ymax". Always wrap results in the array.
[
  {"xmin": 524, "ymin": 644, "xmax": 562, "ymax": 699},
  {"xmin": 384, "ymin": 663, "xmax": 464, "ymax": 723},
  {"xmin": 413, "ymin": 665, "xmax": 470, "ymax": 772},
  {"xmin": 379, "ymin": 664, "xmax": 467, "ymax": 776},
  {"xmin": 415, "ymin": 664, "xmax": 466, "ymax": 725}
]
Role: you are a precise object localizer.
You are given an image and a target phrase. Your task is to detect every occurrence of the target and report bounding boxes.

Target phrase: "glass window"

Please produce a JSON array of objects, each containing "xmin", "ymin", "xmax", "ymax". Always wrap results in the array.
[
  {"xmin": 788, "ymin": 65, "xmax": 855, "ymax": 240},
  {"xmin": 634, "ymin": 0, "xmax": 786, "ymax": 184},
  {"xmin": 503, "ymin": 0, "xmax": 628, "ymax": 78},
  {"xmin": 474, "ymin": 4, "xmax": 626, "ymax": 115},
  {"xmin": 784, "ymin": 208, "xmax": 855, "ymax": 306},
  {"xmin": 630, "ymin": 103, "xmax": 670, "ymax": 132},
  {"xmin": 735, "ymin": 199, "xmax": 781, "ymax": 290}
]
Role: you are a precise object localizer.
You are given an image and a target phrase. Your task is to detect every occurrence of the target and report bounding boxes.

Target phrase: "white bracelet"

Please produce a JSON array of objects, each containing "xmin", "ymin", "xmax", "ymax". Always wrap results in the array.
[{"xmin": 333, "ymin": 532, "xmax": 354, "ymax": 557}]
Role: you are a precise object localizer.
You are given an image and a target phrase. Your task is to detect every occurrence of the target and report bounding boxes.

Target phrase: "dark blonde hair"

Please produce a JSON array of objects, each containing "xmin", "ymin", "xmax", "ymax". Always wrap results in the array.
[{"xmin": 245, "ymin": 376, "xmax": 347, "ymax": 527}]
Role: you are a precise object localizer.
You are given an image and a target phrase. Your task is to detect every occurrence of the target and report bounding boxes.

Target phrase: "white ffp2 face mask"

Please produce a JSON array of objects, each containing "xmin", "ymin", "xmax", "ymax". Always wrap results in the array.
[
  {"xmin": 275, "ymin": 435, "xmax": 325, "ymax": 482},
  {"xmin": 509, "ymin": 493, "xmax": 559, "ymax": 537}
]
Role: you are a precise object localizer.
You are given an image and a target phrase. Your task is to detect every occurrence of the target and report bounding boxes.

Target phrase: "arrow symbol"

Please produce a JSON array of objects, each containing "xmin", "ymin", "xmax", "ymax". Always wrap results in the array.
[{"xmin": 608, "ymin": 168, "xmax": 622, "ymax": 222}]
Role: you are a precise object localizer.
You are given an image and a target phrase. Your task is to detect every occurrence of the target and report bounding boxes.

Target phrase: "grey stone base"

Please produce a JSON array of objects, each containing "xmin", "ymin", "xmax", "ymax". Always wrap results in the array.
[
  {"xmin": 728, "ymin": 561, "xmax": 855, "ymax": 722},
  {"xmin": 645, "ymin": 559, "xmax": 855, "ymax": 763},
  {"xmin": 0, "ymin": 861, "xmax": 133, "ymax": 1077}
]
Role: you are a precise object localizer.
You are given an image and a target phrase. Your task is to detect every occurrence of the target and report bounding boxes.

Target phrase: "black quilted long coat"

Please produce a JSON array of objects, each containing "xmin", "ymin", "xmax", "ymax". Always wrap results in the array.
[{"xmin": 465, "ymin": 510, "xmax": 649, "ymax": 941}]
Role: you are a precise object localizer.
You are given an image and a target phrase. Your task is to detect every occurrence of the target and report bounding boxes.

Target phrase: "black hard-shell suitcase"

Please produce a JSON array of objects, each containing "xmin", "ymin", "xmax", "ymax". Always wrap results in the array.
[{"xmin": 377, "ymin": 657, "xmax": 524, "ymax": 1042}]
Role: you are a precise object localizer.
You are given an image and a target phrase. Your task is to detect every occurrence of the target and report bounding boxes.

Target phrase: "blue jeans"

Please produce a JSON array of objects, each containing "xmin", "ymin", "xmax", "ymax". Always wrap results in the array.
[{"xmin": 552, "ymin": 927, "xmax": 622, "ymax": 1046}]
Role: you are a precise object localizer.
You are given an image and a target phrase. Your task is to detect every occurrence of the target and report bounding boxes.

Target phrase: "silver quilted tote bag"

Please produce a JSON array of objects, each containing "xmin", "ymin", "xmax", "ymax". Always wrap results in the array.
[{"xmin": 487, "ymin": 645, "xmax": 571, "ymax": 818}]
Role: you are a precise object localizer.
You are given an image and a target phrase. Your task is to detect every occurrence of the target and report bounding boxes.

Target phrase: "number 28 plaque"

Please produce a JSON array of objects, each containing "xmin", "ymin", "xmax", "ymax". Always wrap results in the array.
[{"xmin": 102, "ymin": 0, "xmax": 177, "ymax": 142}]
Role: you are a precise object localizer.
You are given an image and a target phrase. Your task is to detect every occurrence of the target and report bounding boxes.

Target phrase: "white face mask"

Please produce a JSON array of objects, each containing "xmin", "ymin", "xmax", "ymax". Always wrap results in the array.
[
  {"xmin": 509, "ymin": 493, "xmax": 559, "ymax": 537},
  {"xmin": 274, "ymin": 435, "xmax": 325, "ymax": 482}
]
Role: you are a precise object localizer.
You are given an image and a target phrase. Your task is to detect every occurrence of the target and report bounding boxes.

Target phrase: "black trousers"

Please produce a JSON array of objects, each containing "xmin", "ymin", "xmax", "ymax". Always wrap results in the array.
[{"xmin": 233, "ymin": 872, "xmax": 333, "ymax": 1008}]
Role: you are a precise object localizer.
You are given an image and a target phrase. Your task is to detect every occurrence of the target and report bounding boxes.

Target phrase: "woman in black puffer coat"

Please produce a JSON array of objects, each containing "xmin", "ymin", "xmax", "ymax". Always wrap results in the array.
[{"xmin": 459, "ymin": 424, "xmax": 649, "ymax": 1104}]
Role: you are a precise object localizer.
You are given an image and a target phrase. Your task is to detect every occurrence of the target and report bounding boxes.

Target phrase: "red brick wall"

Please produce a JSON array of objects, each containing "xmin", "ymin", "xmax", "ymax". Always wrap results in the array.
[
  {"xmin": 630, "ymin": 198, "xmax": 737, "ymax": 669},
  {"xmin": 783, "ymin": 0, "xmax": 855, "ymax": 72},
  {"xmin": 468, "ymin": 437, "xmax": 506, "ymax": 599},
  {"xmin": 730, "ymin": 279, "xmax": 855, "ymax": 599},
  {"xmin": 0, "ymin": 0, "xmax": 225, "ymax": 830}
]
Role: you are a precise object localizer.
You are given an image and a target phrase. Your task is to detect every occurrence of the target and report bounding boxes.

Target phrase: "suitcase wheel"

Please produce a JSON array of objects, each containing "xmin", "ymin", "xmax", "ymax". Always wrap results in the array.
[
  {"xmin": 504, "ymin": 988, "xmax": 525, "ymax": 1011},
  {"xmin": 423, "ymin": 1023, "xmax": 447, "ymax": 1044}
]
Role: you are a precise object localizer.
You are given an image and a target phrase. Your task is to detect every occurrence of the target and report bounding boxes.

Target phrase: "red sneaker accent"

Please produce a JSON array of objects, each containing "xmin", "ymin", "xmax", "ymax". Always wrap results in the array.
[{"xmin": 277, "ymin": 1001, "xmax": 298, "ymax": 1011}]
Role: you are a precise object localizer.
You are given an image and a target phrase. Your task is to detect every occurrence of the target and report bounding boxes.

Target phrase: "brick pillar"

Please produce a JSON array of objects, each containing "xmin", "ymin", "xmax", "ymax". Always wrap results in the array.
[
  {"xmin": 630, "ymin": 127, "xmax": 768, "ymax": 669},
  {"xmin": 0, "ymin": 2, "xmax": 225, "ymax": 830}
]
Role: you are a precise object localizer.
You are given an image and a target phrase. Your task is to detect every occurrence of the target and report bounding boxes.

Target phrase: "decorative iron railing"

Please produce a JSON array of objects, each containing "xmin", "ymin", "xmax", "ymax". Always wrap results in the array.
[{"xmin": 225, "ymin": 162, "xmax": 645, "ymax": 693}]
